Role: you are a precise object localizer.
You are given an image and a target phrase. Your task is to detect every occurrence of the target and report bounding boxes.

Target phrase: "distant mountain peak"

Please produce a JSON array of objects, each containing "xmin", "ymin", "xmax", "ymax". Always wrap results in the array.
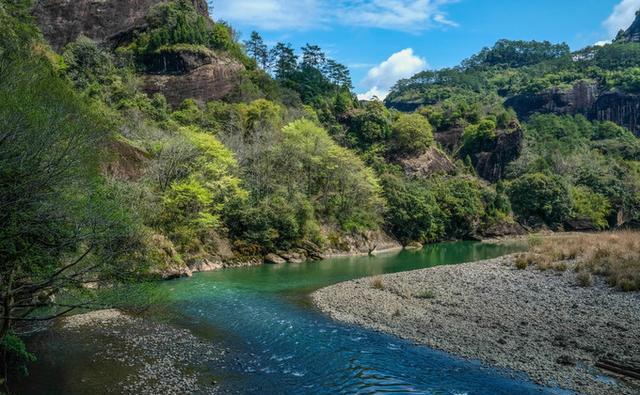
[{"xmin": 615, "ymin": 9, "xmax": 640, "ymax": 43}]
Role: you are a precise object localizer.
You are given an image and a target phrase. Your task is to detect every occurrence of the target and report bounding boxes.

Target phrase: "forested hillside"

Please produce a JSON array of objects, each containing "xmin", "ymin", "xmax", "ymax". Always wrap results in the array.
[
  {"xmin": 2, "ymin": 0, "xmax": 640, "ymax": 382},
  {"xmin": 385, "ymin": 31, "xmax": 640, "ymax": 233}
]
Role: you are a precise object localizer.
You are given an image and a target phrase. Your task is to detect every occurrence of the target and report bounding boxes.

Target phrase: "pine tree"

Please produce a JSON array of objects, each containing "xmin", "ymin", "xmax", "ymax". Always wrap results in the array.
[
  {"xmin": 271, "ymin": 42, "xmax": 298, "ymax": 79},
  {"xmin": 244, "ymin": 31, "xmax": 271, "ymax": 70}
]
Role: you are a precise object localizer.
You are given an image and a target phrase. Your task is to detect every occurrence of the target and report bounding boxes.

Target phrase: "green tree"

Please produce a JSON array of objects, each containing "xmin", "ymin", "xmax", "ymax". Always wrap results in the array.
[
  {"xmin": 271, "ymin": 42, "xmax": 298, "ymax": 80},
  {"xmin": 244, "ymin": 31, "xmax": 270, "ymax": 70},
  {"xmin": 0, "ymin": 56, "xmax": 147, "ymax": 375},
  {"xmin": 390, "ymin": 113, "xmax": 434, "ymax": 156},
  {"xmin": 569, "ymin": 186, "xmax": 611, "ymax": 230},
  {"xmin": 508, "ymin": 173, "xmax": 572, "ymax": 227},
  {"xmin": 381, "ymin": 173, "xmax": 444, "ymax": 244}
]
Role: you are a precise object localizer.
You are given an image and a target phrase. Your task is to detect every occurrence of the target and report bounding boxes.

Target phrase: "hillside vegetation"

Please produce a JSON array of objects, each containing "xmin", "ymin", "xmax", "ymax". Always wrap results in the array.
[{"xmin": 1, "ymin": 0, "xmax": 640, "ymax": 385}]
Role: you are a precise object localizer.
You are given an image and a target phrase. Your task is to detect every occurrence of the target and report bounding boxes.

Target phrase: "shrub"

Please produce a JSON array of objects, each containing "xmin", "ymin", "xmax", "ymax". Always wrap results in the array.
[
  {"xmin": 569, "ymin": 186, "xmax": 611, "ymax": 230},
  {"xmin": 371, "ymin": 277, "xmax": 385, "ymax": 290},
  {"xmin": 415, "ymin": 290, "xmax": 436, "ymax": 299},
  {"xmin": 576, "ymin": 271, "xmax": 593, "ymax": 287},
  {"xmin": 515, "ymin": 256, "xmax": 528, "ymax": 270}
]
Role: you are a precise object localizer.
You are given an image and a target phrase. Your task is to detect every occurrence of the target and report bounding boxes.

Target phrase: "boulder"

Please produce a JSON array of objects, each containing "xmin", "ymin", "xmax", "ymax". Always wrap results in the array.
[
  {"xmin": 100, "ymin": 137, "xmax": 150, "ymax": 181},
  {"xmin": 400, "ymin": 147, "xmax": 456, "ymax": 178},
  {"xmin": 481, "ymin": 221, "xmax": 527, "ymax": 238},
  {"xmin": 264, "ymin": 253, "xmax": 286, "ymax": 265},
  {"xmin": 564, "ymin": 218, "xmax": 597, "ymax": 232}
]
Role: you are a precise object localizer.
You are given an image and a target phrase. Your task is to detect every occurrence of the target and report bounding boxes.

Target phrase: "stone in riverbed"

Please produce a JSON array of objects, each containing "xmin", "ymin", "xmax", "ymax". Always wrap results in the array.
[{"xmin": 264, "ymin": 253, "xmax": 286, "ymax": 264}]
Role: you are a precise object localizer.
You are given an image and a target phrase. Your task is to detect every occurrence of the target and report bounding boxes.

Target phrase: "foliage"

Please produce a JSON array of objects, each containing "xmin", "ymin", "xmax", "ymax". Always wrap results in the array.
[
  {"xmin": 1, "ymin": 332, "xmax": 36, "ymax": 377},
  {"xmin": 389, "ymin": 113, "xmax": 434, "ymax": 156},
  {"xmin": 380, "ymin": 172, "xmax": 444, "ymax": 244},
  {"xmin": 0, "ymin": 51, "xmax": 148, "ymax": 380},
  {"xmin": 159, "ymin": 127, "xmax": 247, "ymax": 253},
  {"xmin": 461, "ymin": 118, "xmax": 498, "ymax": 155},
  {"xmin": 569, "ymin": 186, "xmax": 611, "ymax": 230},
  {"xmin": 345, "ymin": 100, "xmax": 393, "ymax": 149},
  {"xmin": 274, "ymin": 120, "xmax": 386, "ymax": 232},
  {"xmin": 128, "ymin": 0, "xmax": 249, "ymax": 67},
  {"xmin": 508, "ymin": 173, "xmax": 571, "ymax": 227},
  {"xmin": 462, "ymin": 39, "xmax": 570, "ymax": 69}
]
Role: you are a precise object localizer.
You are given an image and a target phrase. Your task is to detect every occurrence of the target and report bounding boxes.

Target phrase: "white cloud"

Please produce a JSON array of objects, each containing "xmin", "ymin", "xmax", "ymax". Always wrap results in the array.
[
  {"xmin": 594, "ymin": 40, "xmax": 611, "ymax": 47},
  {"xmin": 433, "ymin": 13, "xmax": 459, "ymax": 27},
  {"xmin": 357, "ymin": 87, "xmax": 390, "ymax": 101},
  {"xmin": 358, "ymin": 48, "xmax": 428, "ymax": 100},
  {"xmin": 211, "ymin": 0, "xmax": 458, "ymax": 31},
  {"xmin": 603, "ymin": 0, "xmax": 640, "ymax": 37}
]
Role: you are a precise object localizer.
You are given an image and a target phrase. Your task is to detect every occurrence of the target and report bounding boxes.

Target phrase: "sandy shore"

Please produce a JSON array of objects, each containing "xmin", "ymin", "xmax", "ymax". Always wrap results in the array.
[
  {"xmin": 60, "ymin": 309, "xmax": 222, "ymax": 394},
  {"xmin": 312, "ymin": 255, "xmax": 640, "ymax": 395}
]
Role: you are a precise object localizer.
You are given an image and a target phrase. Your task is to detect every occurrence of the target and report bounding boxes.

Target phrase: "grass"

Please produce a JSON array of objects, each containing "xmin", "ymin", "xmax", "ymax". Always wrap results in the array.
[
  {"xmin": 371, "ymin": 277, "xmax": 385, "ymax": 290},
  {"xmin": 521, "ymin": 231, "xmax": 640, "ymax": 291},
  {"xmin": 414, "ymin": 290, "xmax": 436, "ymax": 299},
  {"xmin": 576, "ymin": 271, "xmax": 594, "ymax": 287}
]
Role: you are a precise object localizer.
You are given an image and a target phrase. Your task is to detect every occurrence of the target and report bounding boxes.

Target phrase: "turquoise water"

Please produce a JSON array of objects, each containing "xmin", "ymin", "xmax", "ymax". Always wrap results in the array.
[{"xmin": 18, "ymin": 241, "xmax": 572, "ymax": 394}]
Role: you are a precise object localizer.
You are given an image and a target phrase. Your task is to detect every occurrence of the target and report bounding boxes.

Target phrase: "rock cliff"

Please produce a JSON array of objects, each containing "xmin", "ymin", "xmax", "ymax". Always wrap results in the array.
[
  {"xmin": 615, "ymin": 10, "xmax": 640, "ymax": 43},
  {"xmin": 434, "ymin": 125, "xmax": 523, "ymax": 182},
  {"xmin": 33, "ymin": 0, "xmax": 244, "ymax": 106},
  {"xmin": 141, "ymin": 48, "xmax": 245, "ymax": 106},
  {"xmin": 32, "ymin": 0, "xmax": 209, "ymax": 51},
  {"xmin": 505, "ymin": 81, "xmax": 640, "ymax": 136}
]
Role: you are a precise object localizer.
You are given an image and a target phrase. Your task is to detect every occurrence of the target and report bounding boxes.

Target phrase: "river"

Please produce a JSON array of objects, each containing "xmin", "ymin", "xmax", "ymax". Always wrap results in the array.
[{"xmin": 17, "ymin": 241, "xmax": 572, "ymax": 394}]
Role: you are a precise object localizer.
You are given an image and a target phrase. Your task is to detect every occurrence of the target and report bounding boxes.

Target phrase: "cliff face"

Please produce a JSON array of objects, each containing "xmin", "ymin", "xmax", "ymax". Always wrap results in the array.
[
  {"xmin": 33, "ymin": 0, "xmax": 209, "ymax": 51},
  {"xmin": 142, "ymin": 52, "xmax": 244, "ymax": 107},
  {"xmin": 615, "ymin": 11, "xmax": 640, "ymax": 43},
  {"xmin": 33, "ymin": 0, "xmax": 244, "ymax": 106},
  {"xmin": 434, "ymin": 126, "xmax": 523, "ymax": 182},
  {"xmin": 505, "ymin": 81, "xmax": 640, "ymax": 136}
]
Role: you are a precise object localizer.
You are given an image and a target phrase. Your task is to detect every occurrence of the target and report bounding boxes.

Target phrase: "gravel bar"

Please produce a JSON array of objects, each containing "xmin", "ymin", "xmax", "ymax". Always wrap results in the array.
[{"xmin": 312, "ymin": 255, "xmax": 640, "ymax": 395}]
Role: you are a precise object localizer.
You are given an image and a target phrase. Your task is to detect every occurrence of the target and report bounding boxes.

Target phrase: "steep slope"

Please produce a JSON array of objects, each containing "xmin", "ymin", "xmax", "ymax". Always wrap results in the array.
[
  {"xmin": 33, "ymin": 0, "xmax": 243, "ymax": 106},
  {"xmin": 505, "ymin": 80, "xmax": 640, "ymax": 136},
  {"xmin": 33, "ymin": 0, "xmax": 209, "ymax": 51}
]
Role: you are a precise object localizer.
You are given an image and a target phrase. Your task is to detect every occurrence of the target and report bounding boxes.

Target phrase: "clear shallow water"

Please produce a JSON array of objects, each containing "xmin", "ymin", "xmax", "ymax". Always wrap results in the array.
[{"xmin": 18, "ymin": 241, "xmax": 573, "ymax": 394}]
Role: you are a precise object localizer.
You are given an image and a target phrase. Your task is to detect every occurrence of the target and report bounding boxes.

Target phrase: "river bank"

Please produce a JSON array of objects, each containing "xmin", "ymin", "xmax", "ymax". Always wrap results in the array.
[
  {"xmin": 312, "ymin": 255, "xmax": 640, "ymax": 395},
  {"xmin": 54, "ymin": 309, "xmax": 222, "ymax": 394}
]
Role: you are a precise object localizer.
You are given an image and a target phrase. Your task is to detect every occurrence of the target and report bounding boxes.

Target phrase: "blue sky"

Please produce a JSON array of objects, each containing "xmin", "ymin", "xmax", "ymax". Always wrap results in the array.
[{"xmin": 209, "ymin": 0, "xmax": 640, "ymax": 98}]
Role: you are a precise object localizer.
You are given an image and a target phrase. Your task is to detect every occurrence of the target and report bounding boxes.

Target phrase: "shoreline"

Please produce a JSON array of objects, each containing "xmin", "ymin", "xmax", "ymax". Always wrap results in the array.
[
  {"xmin": 312, "ymin": 255, "xmax": 640, "ymax": 395},
  {"xmin": 53, "ymin": 309, "xmax": 221, "ymax": 394}
]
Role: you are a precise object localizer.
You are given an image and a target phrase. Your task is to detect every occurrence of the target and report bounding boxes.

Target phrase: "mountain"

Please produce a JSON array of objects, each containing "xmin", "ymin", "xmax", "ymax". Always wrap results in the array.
[{"xmin": 385, "ymin": 13, "xmax": 640, "ymax": 138}]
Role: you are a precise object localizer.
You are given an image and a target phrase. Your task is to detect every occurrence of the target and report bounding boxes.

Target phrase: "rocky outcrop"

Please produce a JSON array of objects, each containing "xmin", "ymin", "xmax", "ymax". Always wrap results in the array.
[
  {"xmin": 472, "ymin": 128, "xmax": 523, "ymax": 182},
  {"xmin": 142, "ymin": 47, "xmax": 217, "ymax": 75},
  {"xmin": 505, "ymin": 81, "xmax": 640, "ymax": 137},
  {"xmin": 505, "ymin": 80, "xmax": 599, "ymax": 119},
  {"xmin": 101, "ymin": 137, "xmax": 150, "ymax": 181},
  {"xmin": 435, "ymin": 126, "xmax": 523, "ymax": 182},
  {"xmin": 322, "ymin": 228, "xmax": 402, "ymax": 256},
  {"xmin": 32, "ymin": 0, "xmax": 209, "ymax": 51},
  {"xmin": 141, "ymin": 51, "xmax": 245, "ymax": 107},
  {"xmin": 615, "ymin": 10, "xmax": 640, "ymax": 43},
  {"xmin": 594, "ymin": 92, "xmax": 640, "ymax": 136},
  {"xmin": 400, "ymin": 147, "xmax": 456, "ymax": 178}
]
